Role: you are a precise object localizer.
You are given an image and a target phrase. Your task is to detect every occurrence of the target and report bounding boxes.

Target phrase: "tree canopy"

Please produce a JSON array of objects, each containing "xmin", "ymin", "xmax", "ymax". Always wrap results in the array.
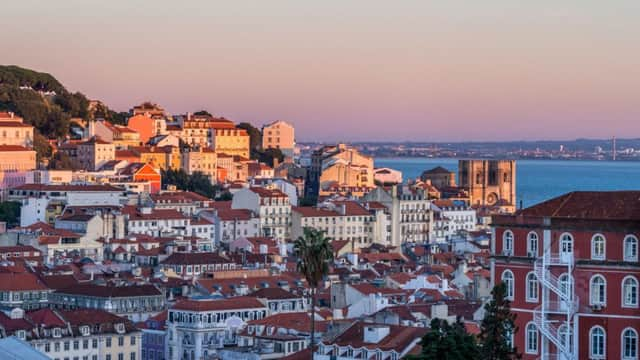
[
  {"xmin": 0, "ymin": 201, "xmax": 21, "ymax": 227},
  {"xmin": 479, "ymin": 283, "xmax": 521, "ymax": 360},
  {"xmin": 161, "ymin": 168, "xmax": 231, "ymax": 200},
  {"xmin": 410, "ymin": 318, "xmax": 480, "ymax": 360},
  {"xmin": 0, "ymin": 65, "xmax": 90, "ymax": 141}
]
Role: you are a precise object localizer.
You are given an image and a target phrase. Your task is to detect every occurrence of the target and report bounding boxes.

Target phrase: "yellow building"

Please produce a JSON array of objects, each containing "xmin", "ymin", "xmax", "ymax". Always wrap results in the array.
[
  {"xmin": 181, "ymin": 148, "xmax": 217, "ymax": 183},
  {"xmin": 210, "ymin": 119, "xmax": 250, "ymax": 158},
  {"xmin": 135, "ymin": 146, "xmax": 181, "ymax": 171},
  {"xmin": 0, "ymin": 112, "xmax": 34, "ymax": 147},
  {"xmin": 307, "ymin": 144, "xmax": 374, "ymax": 198},
  {"xmin": 262, "ymin": 120, "xmax": 295, "ymax": 157}
]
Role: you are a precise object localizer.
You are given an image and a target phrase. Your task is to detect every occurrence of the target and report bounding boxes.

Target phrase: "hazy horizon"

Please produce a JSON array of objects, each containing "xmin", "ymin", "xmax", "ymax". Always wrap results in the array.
[{"xmin": 3, "ymin": 1, "xmax": 639, "ymax": 142}]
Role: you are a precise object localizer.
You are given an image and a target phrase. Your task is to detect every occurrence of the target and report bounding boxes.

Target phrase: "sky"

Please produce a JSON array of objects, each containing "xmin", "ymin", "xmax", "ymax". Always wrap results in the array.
[{"xmin": 2, "ymin": 1, "xmax": 639, "ymax": 142}]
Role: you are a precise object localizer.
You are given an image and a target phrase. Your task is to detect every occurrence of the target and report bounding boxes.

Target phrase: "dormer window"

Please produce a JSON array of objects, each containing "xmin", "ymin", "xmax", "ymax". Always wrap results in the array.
[
  {"xmin": 267, "ymin": 326, "xmax": 274, "ymax": 336},
  {"xmin": 81, "ymin": 326, "xmax": 90, "ymax": 336},
  {"xmin": 53, "ymin": 328, "xmax": 62, "ymax": 338},
  {"xmin": 248, "ymin": 326, "xmax": 254, "ymax": 335},
  {"xmin": 16, "ymin": 330, "xmax": 26, "ymax": 340},
  {"xmin": 115, "ymin": 323, "xmax": 126, "ymax": 334}
]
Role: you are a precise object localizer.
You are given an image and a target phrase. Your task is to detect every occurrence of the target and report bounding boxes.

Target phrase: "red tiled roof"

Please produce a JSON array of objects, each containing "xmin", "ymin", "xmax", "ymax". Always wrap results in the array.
[
  {"xmin": 326, "ymin": 321, "xmax": 427, "ymax": 353},
  {"xmin": 349, "ymin": 283, "xmax": 405, "ymax": 296},
  {"xmin": 13, "ymin": 184, "xmax": 124, "ymax": 192},
  {"xmin": 0, "ymin": 145, "xmax": 34, "ymax": 151},
  {"xmin": 161, "ymin": 252, "xmax": 231, "ymax": 265},
  {"xmin": 292, "ymin": 206, "xmax": 339, "ymax": 217},
  {"xmin": 172, "ymin": 297, "xmax": 265, "ymax": 312},
  {"xmin": 250, "ymin": 187, "xmax": 288, "ymax": 198},
  {"xmin": 215, "ymin": 208, "xmax": 253, "ymax": 221},
  {"xmin": 251, "ymin": 287, "xmax": 300, "ymax": 300},
  {"xmin": 56, "ymin": 284, "xmax": 161, "ymax": 297},
  {"xmin": 515, "ymin": 191, "xmax": 640, "ymax": 220}
]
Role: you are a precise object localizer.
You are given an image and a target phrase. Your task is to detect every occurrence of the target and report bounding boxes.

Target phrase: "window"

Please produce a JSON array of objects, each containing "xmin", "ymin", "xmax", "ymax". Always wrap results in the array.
[
  {"xmin": 559, "ymin": 323, "xmax": 572, "ymax": 350},
  {"xmin": 501, "ymin": 270, "xmax": 514, "ymax": 300},
  {"xmin": 527, "ymin": 232, "xmax": 538, "ymax": 257},
  {"xmin": 503, "ymin": 230, "xmax": 514, "ymax": 255},
  {"xmin": 625, "ymin": 235, "xmax": 638, "ymax": 261},
  {"xmin": 106, "ymin": 338, "xmax": 112, "ymax": 347},
  {"xmin": 591, "ymin": 234, "xmax": 606, "ymax": 260},
  {"xmin": 525, "ymin": 322, "xmax": 538, "ymax": 354},
  {"xmin": 623, "ymin": 328, "xmax": 638, "ymax": 360},
  {"xmin": 130, "ymin": 336, "xmax": 136, "ymax": 345},
  {"xmin": 590, "ymin": 275, "xmax": 607, "ymax": 306},
  {"xmin": 590, "ymin": 326, "xmax": 605, "ymax": 359},
  {"xmin": 526, "ymin": 272, "xmax": 538, "ymax": 302},
  {"xmin": 623, "ymin": 276, "xmax": 639, "ymax": 307}
]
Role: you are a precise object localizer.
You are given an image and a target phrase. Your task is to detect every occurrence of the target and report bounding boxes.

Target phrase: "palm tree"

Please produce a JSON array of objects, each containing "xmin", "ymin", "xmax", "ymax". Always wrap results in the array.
[{"xmin": 294, "ymin": 226, "xmax": 334, "ymax": 353}]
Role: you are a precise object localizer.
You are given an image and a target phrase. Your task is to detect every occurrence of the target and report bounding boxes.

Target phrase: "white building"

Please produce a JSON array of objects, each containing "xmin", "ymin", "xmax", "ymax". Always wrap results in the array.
[
  {"xmin": 231, "ymin": 187, "xmax": 291, "ymax": 240},
  {"xmin": 200, "ymin": 208, "xmax": 260, "ymax": 247},
  {"xmin": 167, "ymin": 297, "xmax": 268, "ymax": 360},
  {"xmin": 431, "ymin": 200, "xmax": 477, "ymax": 243},
  {"xmin": 362, "ymin": 185, "xmax": 433, "ymax": 246}
]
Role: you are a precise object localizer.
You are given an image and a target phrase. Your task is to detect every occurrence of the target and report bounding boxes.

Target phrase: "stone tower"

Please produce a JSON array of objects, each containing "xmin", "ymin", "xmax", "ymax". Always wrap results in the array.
[{"xmin": 458, "ymin": 159, "xmax": 516, "ymax": 212}]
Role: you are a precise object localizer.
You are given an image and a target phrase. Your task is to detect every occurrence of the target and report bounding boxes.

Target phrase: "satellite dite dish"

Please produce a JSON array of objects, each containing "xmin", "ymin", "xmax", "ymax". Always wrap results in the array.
[{"xmin": 225, "ymin": 316, "xmax": 244, "ymax": 329}]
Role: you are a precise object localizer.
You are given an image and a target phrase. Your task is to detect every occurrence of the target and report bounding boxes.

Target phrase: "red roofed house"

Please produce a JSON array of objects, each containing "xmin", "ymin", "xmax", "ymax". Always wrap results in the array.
[{"xmin": 315, "ymin": 321, "xmax": 427, "ymax": 360}]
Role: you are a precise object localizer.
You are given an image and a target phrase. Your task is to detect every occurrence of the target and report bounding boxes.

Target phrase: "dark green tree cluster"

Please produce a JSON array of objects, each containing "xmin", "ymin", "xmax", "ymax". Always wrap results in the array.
[
  {"xmin": 0, "ymin": 65, "xmax": 92, "ymax": 160},
  {"xmin": 411, "ymin": 283, "xmax": 521, "ymax": 360},
  {"xmin": 161, "ymin": 168, "xmax": 231, "ymax": 200},
  {"xmin": 409, "ymin": 318, "xmax": 480, "ymax": 360},
  {"xmin": 0, "ymin": 201, "xmax": 21, "ymax": 227},
  {"xmin": 0, "ymin": 65, "xmax": 65, "ymax": 93},
  {"xmin": 236, "ymin": 122, "xmax": 285, "ymax": 166}
]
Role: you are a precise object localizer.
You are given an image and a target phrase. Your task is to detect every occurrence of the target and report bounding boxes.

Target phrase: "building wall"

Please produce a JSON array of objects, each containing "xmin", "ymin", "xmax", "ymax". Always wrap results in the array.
[
  {"xmin": 459, "ymin": 160, "xmax": 516, "ymax": 211},
  {"xmin": 262, "ymin": 120, "xmax": 295, "ymax": 156},
  {"xmin": 493, "ymin": 223, "xmax": 640, "ymax": 360},
  {"xmin": 211, "ymin": 128, "xmax": 250, "ymax": 158}
]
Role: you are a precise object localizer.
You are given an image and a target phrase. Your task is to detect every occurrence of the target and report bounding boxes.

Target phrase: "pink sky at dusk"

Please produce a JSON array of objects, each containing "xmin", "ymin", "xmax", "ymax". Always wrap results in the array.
[{"xmin": 2, "ymin": 1, "xmax": 639, "ymax": 142}]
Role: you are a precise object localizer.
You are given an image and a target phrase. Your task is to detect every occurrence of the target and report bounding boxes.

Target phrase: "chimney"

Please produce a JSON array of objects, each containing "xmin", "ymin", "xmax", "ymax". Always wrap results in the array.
[{"xmin": 364, "ymin": 325, "xmax": 390, "ymax": 344}]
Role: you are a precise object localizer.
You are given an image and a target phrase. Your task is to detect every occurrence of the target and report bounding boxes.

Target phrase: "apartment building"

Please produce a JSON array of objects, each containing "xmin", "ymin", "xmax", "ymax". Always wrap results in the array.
[
  {"xmin": 261, "ymin": 120, "xmax": 295, "ymax": 157},
  {"xmin": 492, "ymin": 191, "xmax": 640, "ymax": 360},
  {"xmin": 232, "ymin": 187, "xmax": 291, "ymax": 240}
]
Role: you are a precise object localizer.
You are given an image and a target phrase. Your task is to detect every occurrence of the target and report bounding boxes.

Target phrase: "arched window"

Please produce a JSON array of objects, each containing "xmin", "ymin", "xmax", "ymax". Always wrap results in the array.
[
  {"xmin": 590, "ymin": 275, "xmax": 607, "ymax": 306},
  {"xmin": 526, "ymin": 272, "xmax": 538, "ymax": 302},
  {"xmin": 591, "ymin": 234, "xmax": 606, "ymax": 260},
  {"xmin": 625, "ymin": 235, "xmax": 639, "ymax": 262},
  {"xmin": 623, "ymin": 328, "xmax": 638, "ymax": 360},
  {"xmin": 559, "ymin": 323, "xmax": 572, "ymax": 350},
  {"xmin": 590, "ymin": 326, "xmax": 606, "ymax": 359},
  {"xmin": 623, "ymin": 276, "xmax": 639, "ymax": 307},
  {"xmin": 503, "ymin": 230, "xmax": 514, "ymax": 256},
  {"xmin": 560, "ymin": 233, "xmax": 574, "ymax": 260},
  {"xmin": 559, "ymin": 273, "xmax": 573, "ymax": 299},
  {"xmin": 501, "ymin": 270, "xmax": 514, "ymax": 300},
  {"xmin": 525, "ymin": 322, "xmax": 538, "ymax": 354},
  {"xmin": 527, "ymin": 232, "xmax": 538, "ymax": 257}
]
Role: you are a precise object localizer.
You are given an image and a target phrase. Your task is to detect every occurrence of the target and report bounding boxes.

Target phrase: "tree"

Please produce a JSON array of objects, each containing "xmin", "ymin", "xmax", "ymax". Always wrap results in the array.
[
  {"xmin": 410, "ymin": 318, "xmax": 480, "ymax": 360},
  {"xmin": 293, "ymin": 227, "xmax": 333, "ymax": 351},
  {"xmin": 48, "ymin": 152, "xmax": 77, "ymax": 170},
  {"xmin": 0, "ymin": 201, "xmax": 21, "ymax": 226},
  {"xmin": 256, "ymin": 147, "xmax": 284, "ymax": 167},
  {"xmin": 32, "ymin": 130, "xmax": 52, "ymax": 162},
  {"xmin": 479, "ymin": 283, "xmax": 521, "ymax": 360},
  {"xmin": 161, "ymin": 168, "xmax": 219, "ymax": 199},
  {"xmin": 237, "ymin": 122, "xmax": 262, "ymax": 152},
  {"xmin": 193, "ymin": 110, "xmax": 212, "ymax": 116}
]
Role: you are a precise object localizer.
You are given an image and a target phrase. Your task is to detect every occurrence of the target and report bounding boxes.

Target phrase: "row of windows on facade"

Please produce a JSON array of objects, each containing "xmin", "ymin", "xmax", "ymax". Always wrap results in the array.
[
  {"xmin": 169, "ymin": 310, "xmax": 268, "ymax": 324},
  {"xmin": 168, "ymin": 263, "xmax": 237, "ymax": 274},
  {"xmin": 501, "ymin": 270, "xmax": 639, "ymax": 307},
  {"xmin": 502, "ymin": 230, "xmax": 639, "ymax": 261},
  {"xmin": 52, "ymin": 354, "xmax": 138, "ymax": 360},
  {"xmin": 522, "ymin": 323, "xmax": 637, "ymax": 360},
  {"xmin": 42, "ymin": 336, "xmax": 135, "ymax": 352},
  {"xmin": 130, "ymin": 220, "xmax": 189, "ymax": 227}
]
